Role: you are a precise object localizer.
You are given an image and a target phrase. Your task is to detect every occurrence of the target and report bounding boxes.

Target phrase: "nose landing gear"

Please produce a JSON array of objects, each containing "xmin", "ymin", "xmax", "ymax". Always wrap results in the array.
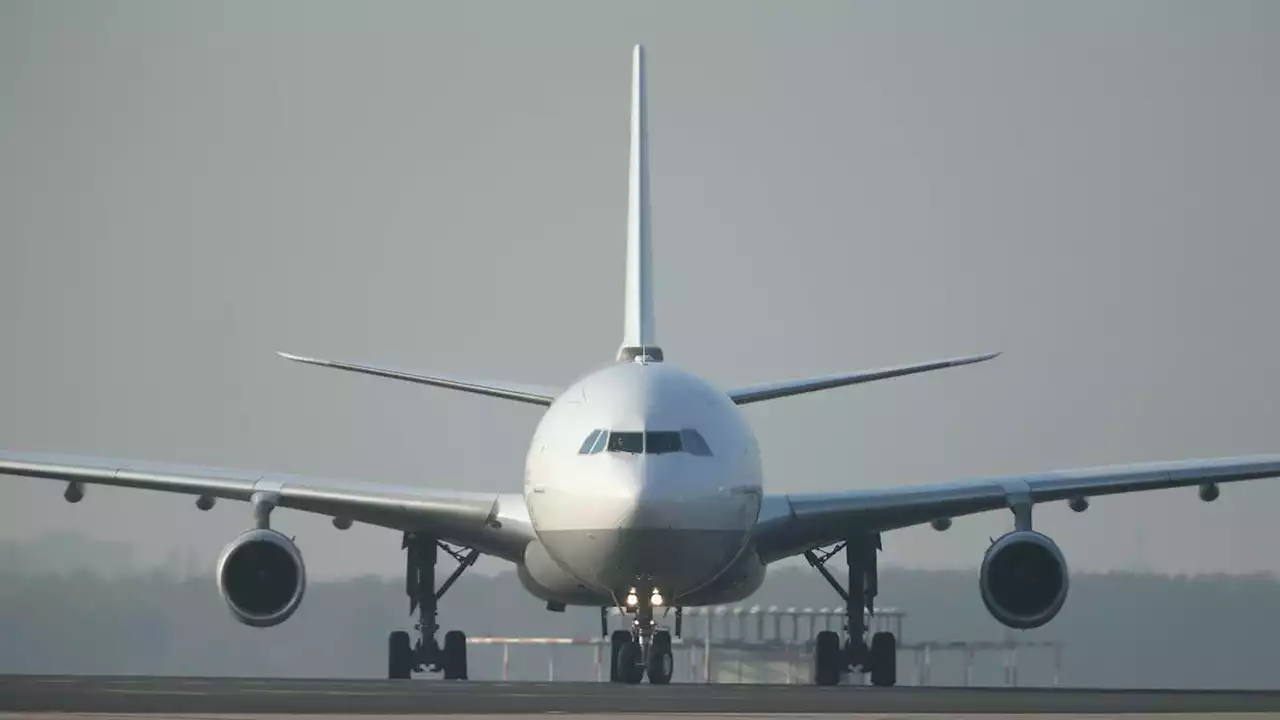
[{"xmin": 606, "ymin": 588, "xmax": 676, "ymax": 685}]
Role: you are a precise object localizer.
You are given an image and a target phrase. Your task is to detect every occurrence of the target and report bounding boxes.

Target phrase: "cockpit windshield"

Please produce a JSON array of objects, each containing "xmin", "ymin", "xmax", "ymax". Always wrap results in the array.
[
  {"xmin": 645, "ymin": 431, "xmax": 682, "ymax": 454},
  {"xmin": 578, "ymin": 428, "xmax": 713, "ymax": 456},
  {"xmin": 604, "ymin": 432, "xmax": 640, "ymax": 453},
  {"xmin": 680, "ymin": 429, "xmax": 713, "ymax": 456},
  {"xmin": 579, "ymin": 429, "xmax": 608, "ymax": 454}
]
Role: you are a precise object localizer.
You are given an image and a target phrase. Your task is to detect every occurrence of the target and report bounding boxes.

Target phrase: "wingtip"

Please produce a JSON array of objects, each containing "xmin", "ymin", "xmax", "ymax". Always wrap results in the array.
[
  {"xmin": 957, "ymin": 351, "xmax": 1002, "ymax": 366},
  {"xmin": 277, "ymin": 351, "xmax": 319, "ymax": 365}
]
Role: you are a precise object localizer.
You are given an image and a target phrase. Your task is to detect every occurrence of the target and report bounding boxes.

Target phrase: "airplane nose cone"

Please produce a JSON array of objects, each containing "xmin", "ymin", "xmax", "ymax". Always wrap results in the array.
[
  {"xmin": 604, "ymin": 457, "xmax": 757, "ymax": 597},
  {"xmin": 594, "ymin": 455, "xmax": 646, "ymax": 526},
  {"xmin": 529, "ymin": 452, "xmax": 757, "ymax": 600}
]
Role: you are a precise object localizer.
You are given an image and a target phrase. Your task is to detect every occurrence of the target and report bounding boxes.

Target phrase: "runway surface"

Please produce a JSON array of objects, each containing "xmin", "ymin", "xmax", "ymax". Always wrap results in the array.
[{"xmin": 4, "ymin": 676, "xmax": 1280, "ymax": 716}]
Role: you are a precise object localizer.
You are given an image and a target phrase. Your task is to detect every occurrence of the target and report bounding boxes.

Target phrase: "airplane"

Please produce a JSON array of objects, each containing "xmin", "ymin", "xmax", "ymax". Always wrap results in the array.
[{"xmin": 4, "ymin": 44, "xmax": 1280, "ymax": 687}]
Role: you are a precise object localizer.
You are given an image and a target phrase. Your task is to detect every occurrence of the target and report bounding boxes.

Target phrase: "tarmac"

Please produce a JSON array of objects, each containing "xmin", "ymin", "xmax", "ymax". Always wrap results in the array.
[{"xmin": 3, "ymin": 675, "xmax": 1280, "ymax": 717}]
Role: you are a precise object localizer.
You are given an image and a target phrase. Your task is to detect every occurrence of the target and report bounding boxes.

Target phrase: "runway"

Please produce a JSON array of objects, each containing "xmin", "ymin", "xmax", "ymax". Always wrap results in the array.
[{"xmin": 3, "ymin": 676, "xmax": 1280, "ymax": 717}]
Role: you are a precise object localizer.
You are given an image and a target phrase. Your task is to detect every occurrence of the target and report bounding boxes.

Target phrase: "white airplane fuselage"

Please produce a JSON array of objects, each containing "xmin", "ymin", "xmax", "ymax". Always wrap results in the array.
[
  {"xmin": 510, "ymin": 46, "xmax": 772, "ymax": 610},
  {"xmin": 520, "ymin": 358, "xmax": 766, "ymax": 607}
]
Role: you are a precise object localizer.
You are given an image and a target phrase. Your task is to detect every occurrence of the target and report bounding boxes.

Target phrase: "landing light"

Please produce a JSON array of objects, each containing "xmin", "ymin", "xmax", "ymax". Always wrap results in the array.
[
  {"xmin": 650, "ymin": 591, "xmax": 664, "ymax": 607},
  {"xmin": 625, "ymin": 592, "xmax": 639, "ymax": 607}
]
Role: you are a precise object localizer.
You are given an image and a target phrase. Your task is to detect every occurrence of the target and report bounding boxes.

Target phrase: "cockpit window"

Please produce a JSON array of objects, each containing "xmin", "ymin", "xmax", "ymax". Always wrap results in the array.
[
  {"xmin": 607, "ymin": 431, "xmax": 644, "ymax": 453},
  {"xmin": 680, "ymin": 429, "xmax": 713, "ymax": 456},
  {"xmin": 578, "ymin": 429, "xmax": 608, "ymax": 454},
  {"xmin": 583, "ymin": 428, "xmax": 714, "ymax": 456},
  {"xmin": 645, "ymin": 431, "xmax": 683, "ymax": 455}
]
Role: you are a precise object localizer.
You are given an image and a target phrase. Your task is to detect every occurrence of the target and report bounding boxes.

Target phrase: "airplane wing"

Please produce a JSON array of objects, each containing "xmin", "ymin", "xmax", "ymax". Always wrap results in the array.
[
  {"xmin": 753, "ymin": 454, "xmax": 1280, "ymax": 563},
  {"xmin": 725, "ymin": 353, "xmax": 1000, "ymax": 405},
  {"xmin": 0, "ymin": 450, "xmax": 536, "ymax": 562}
]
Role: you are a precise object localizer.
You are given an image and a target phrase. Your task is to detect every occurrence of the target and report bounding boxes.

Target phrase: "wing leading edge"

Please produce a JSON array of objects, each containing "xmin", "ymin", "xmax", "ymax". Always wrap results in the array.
[
  {"xmin": 754, "ymin": 454, "xmax": 1280, "ymax": 563},
  {"xmin": 0, "ymin": 450, "xmax": 535, "ymax": 562}
]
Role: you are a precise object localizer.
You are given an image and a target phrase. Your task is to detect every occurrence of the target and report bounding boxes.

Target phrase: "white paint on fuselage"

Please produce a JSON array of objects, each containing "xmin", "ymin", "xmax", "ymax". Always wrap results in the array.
[{"xmin": 523, "ymin": 358, "xmax": 763, "ymax": 597}]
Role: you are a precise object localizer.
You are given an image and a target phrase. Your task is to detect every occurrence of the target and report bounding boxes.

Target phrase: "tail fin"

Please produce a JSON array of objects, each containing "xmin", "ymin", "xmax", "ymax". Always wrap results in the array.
[{"xmin": 617, "ymin": 45, "xmax": 661, "ymax": 363}]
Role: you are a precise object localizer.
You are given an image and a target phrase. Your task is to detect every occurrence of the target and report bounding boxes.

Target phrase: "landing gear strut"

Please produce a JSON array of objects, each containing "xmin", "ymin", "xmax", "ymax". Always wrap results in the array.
[
  {"xmin": 388, "ymin": 532, "xmax": 479, "ymax": 680},
  {"xmin": 605, "ymin": 590, "xmax": 676, "ymax": 685},
  {"xmin": 804, "ymin": 533, "xmax": 896, "ymax": 687}
]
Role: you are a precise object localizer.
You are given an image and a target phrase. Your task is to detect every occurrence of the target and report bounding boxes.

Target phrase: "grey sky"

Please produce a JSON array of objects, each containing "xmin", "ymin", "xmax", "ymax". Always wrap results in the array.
[{"xmin": 2, "ymin": 0, "xmax": 1279, "ymax": 580}]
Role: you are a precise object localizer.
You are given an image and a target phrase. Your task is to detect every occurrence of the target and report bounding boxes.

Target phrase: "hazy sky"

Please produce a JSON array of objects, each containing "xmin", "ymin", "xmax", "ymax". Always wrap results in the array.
[{"xmin": 3, "ymin": 0, "xmax": 1280, "ymax": 581}]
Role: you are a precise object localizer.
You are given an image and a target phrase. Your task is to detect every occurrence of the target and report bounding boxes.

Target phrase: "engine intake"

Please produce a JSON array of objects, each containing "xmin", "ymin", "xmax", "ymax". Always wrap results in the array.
[
  {"xmin": 979, "ymin": 530, "xmax": 1068, "ymax": 630},
  {"xmin": 216, "ymin": 528, "xmax": 306, "ymax": 628}
]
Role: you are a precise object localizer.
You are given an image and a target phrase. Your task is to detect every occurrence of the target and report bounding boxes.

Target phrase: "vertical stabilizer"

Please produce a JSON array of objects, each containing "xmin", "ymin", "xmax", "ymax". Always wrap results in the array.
[{"xmin": 618, "ymin": 45, "xmax": 661, "ymax": 363}]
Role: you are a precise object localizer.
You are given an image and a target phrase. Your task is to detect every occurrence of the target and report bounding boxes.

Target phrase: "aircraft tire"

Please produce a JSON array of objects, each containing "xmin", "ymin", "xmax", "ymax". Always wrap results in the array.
[
  {"xmin": 388, "ymin": 631, "xmax": 413, "ymax": 680},
  {"xmin": 442, "ymin": 630, "xmax": 468, "ymax": 680},
  {"xmin": 813, "ymin": 630, "xmax": 842, "ymax": 686},
  {"xmin": 869, "ymin": 631, "xmax": 897, "ymax": 687},
  {"xmin": 646, "ymin": 631, "xmax": 674, "ymax": 685},
  {"xmin": 609, "ymin": 630, "xmax": 632, "ymax": 682},
  {"xmin": 616, "ymin": 641, "xmax": 644, "ymax": 684}
]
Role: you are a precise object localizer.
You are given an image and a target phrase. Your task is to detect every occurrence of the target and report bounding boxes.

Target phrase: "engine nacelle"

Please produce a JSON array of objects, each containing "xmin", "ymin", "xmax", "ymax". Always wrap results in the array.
[
  {"xmin": 215, "ymin": 528, "xmax": 306, "ymax": 628},
  {"xmin": 979, "ymin": 530, "xmax": 1069, "ymax": 630}
]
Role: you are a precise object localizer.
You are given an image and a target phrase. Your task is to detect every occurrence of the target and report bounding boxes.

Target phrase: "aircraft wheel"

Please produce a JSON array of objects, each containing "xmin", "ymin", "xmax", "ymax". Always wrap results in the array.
[
  {"xmin": 442, "ymin": 630, "xmax": 468, "ymax": 680},
  {"xmin": 869, "ymin": 631, "xmax": 896, "ymax": 687},
  {"xmin": 616, "ymin": 641, "xmax": 644, "ymax": 684},
  {"xmin": 844, "ymin": 636, "xmax": 868, "ymax": 670},
  {"xmin": 609, "ymin": 630, "xmax": 632, "ymax": 682},
  {"xmin": 646, "ymin": 631, "xmax": 674, "ymax": 685},
  {"xmin": 388, "ymin": 631, "xmax": 413, "ymax": 680},
  {"xmin": 813, "ymin": 630, "xmax": 842, "ymax": 686}
]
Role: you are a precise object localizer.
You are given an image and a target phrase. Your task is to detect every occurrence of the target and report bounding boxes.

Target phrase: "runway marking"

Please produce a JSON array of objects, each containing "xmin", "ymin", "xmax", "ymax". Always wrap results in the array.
[{"xmin": 101, "ymin": 686, "xmax": 209, "ymax": 691}]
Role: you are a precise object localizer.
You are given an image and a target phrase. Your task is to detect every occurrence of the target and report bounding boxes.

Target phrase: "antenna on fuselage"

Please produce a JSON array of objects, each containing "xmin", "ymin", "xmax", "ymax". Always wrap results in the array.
[{"xmin": 617, "ymin": 44, "xmax": 663, "ymax": 365}]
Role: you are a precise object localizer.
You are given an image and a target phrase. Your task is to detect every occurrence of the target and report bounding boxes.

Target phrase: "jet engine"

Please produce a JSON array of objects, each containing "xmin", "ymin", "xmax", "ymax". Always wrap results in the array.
[
  {"xmin": 979, "ymin": 530, "xmax": 1069, "ymax": 630},
  {"xmin": 215, "ymin": 528, "xmax": 307, "ymax": 627}
]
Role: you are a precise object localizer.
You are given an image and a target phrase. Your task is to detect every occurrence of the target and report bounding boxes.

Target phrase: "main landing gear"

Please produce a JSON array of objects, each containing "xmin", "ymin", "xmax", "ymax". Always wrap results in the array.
[
  {"xmin": 605, "ymin": 589, "xmax": 679, "ymax": 685},
  {"xmin": 388, "ymin": 532, "xmax": 479, "ymax": 680},
  {"xmin": 804, "ymin": 533, "xmax": 897, "ymax": 687}
]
